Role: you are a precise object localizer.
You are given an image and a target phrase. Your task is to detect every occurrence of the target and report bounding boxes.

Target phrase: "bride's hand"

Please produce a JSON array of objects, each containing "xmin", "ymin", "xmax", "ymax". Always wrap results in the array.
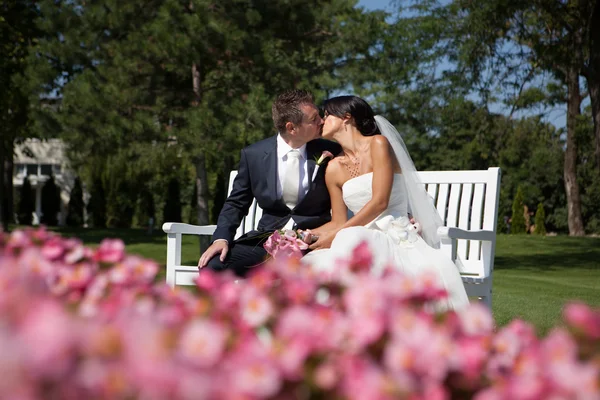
[{"xmin": 309, "ymin": 230, "xmax": 335, "ymax": 251}]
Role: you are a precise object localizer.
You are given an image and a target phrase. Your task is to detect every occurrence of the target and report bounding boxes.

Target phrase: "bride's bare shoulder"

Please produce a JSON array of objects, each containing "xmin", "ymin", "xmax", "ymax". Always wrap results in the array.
[{"xmin": 325, "ymin": 156, "xmax": 347, "ymax": 185}]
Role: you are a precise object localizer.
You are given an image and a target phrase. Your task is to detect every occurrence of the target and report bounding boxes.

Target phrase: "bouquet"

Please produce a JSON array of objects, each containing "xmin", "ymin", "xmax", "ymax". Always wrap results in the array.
[{"xmin": 263, "ymin": 229, "xmax": 310, "ymax": 259}]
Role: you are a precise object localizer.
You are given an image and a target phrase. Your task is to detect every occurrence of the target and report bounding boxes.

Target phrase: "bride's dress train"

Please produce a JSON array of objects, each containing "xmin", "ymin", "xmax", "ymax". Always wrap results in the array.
[{"xmin": 302, "ymin": 172, "xmax": 469, "ymax": 310}]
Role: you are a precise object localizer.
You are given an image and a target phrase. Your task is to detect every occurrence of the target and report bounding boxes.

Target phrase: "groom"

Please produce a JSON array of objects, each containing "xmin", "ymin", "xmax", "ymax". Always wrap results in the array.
[{"xmin": 198, "ymin": 89, "xmax": 340, "ymax": 276}]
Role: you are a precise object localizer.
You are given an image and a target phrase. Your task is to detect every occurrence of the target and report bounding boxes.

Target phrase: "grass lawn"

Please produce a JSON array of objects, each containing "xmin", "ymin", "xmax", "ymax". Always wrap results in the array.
[{"xmin": 24, "ymin": 227, "xmax": 600, "ymax": 335}]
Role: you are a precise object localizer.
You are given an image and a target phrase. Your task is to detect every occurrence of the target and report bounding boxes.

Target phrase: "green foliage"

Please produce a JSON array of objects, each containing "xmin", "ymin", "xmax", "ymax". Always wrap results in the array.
[
  {"xmin": 40, "ymin": 176, "xmax": 60, "ymax": 226},
  {"xmin": 87, "ymin": 176, "xmax": 106, "ymax": 228},
  {"xmin": 533, "ymin": 202, "xmax": 547, "ymax": 235},
  {"xmin": 134, "ymin": 189, "xmax": 156, "ymax": 229},
  {"xmin": 17, "ymin": 176, "xmax": 34, "ymax": 225},
  {"xmin": 163, "ymin": 178, "xmax": 182, "ymax": 224},
  {"xmin": 66, "ymin": 177, "xmax": 84, "ymax": 227},
  {"xmin": 511, "ymin": 186, "xmax": 527, "ymax": 234}
]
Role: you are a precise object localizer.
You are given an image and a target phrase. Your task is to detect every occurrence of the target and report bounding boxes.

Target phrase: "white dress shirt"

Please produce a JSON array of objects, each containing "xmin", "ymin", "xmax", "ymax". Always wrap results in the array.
[{"xmin": 276, "ymin": 134, "xmax": 309, "ymax": 205}]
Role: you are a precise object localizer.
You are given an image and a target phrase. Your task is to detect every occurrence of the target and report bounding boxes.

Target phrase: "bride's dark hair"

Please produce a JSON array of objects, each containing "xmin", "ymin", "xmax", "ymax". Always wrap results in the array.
[{"xmin": 323, "ymin": 95, "xmax": 380, "ymax": 136}]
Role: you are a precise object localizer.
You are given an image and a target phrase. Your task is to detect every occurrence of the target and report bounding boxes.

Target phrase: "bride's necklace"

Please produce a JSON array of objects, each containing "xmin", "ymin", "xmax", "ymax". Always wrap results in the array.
[
  {"xmin": 345, "ymin": 154, "xmax": 361, "ymax": 178},
  {"xmin": 342, "ymin": 142, "xmax": 369, "ymax": 179}
]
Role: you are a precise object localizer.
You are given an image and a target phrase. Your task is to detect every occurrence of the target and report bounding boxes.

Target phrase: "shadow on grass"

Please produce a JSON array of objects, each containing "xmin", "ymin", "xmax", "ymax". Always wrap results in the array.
[
  {"xmin": 495, "ymin": 234, "xmax": 600, "ymax": 271},
  {"xmin": 48, "ymin": 227, "xmax": 166, "ymax": 246}
]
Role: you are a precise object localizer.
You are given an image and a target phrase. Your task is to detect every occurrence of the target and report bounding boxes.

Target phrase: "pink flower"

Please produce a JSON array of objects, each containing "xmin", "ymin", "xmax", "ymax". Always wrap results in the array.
[
  {"xmin": 225, "ymin": 340, "xmax": 282, "ymax": 398},
  {"xmin": 18, "ymin": 247, "xmax": 54, "ymax": 278},
  {"xmin": 94, "ymin": 239, "xmax": 125, "ymax": 264},
  {"xmin": 563, "ymin": 302, "xmax": 600, "ymax": 339},
  {"xmin": 283, "ymin": 230, "xmax": 297, "ymax": 239},
  {"xmin": 241, "ymin": 289, "xmax": 274, "ymax": 327},
  {"xmin": 314, "ymin": 361, "xmax": 339, "ymax": 390},
  {"xmin": 276, "ymin": 338, "xmax": 312, "ymax": 379},
  {"xmin": 41, "ymin": 238, "xmax": 65, "ymax": 260},
  {"xmin": 64, "ymin": 244, "xmax": 87, "ymax": 264},
  {"xmin": 458, "ymin": 303, "xmax": 495, "ymax": 336},
  {"xmin": 18, "ymin": 299, "xmax": 75, "ymax": 377},
  {"xmin": 230, "ymin": 359, "xmax": 282, "ymax": 398},
  {"xmin": 451, "ymin": 337, "xmax": 489, "ymax": 382},
  {"xmin": 177, "ymin": 319, "xmax": 227, "ymax": 367},
  {"xmin": 348, "ymin": 240, "xmax": 373, "ymax": 272}
]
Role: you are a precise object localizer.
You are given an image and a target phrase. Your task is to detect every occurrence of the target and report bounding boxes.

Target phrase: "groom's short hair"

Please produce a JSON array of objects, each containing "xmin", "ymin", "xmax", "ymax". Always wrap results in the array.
[{"xmin": 272, "ymin": 89, "xmax": 315, "ymax": 133}]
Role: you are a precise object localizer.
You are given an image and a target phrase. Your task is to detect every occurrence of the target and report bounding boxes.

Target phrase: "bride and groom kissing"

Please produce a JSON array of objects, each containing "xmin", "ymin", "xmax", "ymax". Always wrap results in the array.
[{"xmin": 198, "ymin": 89, "xmax": 469, "ymax": 310}]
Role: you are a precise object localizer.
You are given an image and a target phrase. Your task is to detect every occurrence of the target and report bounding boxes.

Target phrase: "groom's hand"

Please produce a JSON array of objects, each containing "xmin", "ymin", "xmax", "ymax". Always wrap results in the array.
[{"xmin": 198, "ymin": 240, "xmax": 229, "ymax": 268}]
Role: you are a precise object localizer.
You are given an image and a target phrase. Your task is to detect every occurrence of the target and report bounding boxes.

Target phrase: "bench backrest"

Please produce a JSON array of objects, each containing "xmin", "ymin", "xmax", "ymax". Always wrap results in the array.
[
  {"xmin": 419, "ymin": 168, "xmax": 501, "ymax": 278},
  {"xmin": 227, "ymin": 167, "xmax": 501, "ymax": 277}
]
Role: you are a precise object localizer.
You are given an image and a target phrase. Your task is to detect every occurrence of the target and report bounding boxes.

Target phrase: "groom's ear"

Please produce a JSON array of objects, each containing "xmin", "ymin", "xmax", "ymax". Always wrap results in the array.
[{"xmin": 285, "ymin": 121, "xmax": 295, "ymax": 134}]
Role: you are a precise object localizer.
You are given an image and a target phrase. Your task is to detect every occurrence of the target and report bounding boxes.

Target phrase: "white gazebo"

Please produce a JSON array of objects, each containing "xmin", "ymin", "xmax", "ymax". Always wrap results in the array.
[{"xmin": 13, "ymin": 139, "xmax": 81, "ymax": 225}]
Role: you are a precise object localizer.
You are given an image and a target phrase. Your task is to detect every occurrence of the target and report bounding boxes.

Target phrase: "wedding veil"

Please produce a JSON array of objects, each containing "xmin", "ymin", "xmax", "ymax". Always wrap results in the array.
[{"xmin": 374, "ymin": 115, "xmax": 443, "ymax": 249}]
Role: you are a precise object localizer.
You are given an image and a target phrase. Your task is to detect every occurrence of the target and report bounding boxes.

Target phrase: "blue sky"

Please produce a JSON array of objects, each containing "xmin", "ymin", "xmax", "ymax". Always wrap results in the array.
[
  {"xmin": 355, "ymin": 0, "xmax": 567, "ymax": 130},
  {"xmin": 357, "ymin": 0, "xmax": 393, "ymax": 11}
]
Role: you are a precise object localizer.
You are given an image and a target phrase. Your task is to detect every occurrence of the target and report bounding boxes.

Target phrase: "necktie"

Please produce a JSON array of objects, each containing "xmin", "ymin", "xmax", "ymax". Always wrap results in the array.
[{"xmin": 282, "ymin": 149, "xmax": 301, "ymax": 209}]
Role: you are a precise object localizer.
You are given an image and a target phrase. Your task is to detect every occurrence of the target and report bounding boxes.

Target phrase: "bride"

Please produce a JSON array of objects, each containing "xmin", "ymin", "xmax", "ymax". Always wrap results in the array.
[{"xmin": 301, "ymin": 95, "xmax": 469, "ymax": 310}]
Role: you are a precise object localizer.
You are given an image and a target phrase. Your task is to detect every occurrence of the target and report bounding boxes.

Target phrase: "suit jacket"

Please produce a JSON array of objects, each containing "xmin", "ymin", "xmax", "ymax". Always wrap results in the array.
[{"xmin": 212, "ymin": 136, "xmax": 341, "ymax": 244}]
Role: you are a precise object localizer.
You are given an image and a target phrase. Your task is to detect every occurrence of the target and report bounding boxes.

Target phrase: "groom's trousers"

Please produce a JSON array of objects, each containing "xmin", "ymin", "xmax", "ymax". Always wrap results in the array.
[{"xmin": 204, "ymin": 235, "xmax": 268, "ymax": 277}]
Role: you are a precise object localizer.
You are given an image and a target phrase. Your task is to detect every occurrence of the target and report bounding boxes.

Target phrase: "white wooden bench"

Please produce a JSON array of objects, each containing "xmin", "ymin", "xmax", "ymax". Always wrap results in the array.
[{"xmin": 163, "ymin": 167, "xmax": 501, "ymax": 308}]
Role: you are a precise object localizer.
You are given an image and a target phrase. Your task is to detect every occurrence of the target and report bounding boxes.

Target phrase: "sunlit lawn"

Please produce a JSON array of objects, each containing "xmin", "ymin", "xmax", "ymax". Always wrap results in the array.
[{"xmin": 40, "ymin": 227, "xmax": 600, "ymax": 335}]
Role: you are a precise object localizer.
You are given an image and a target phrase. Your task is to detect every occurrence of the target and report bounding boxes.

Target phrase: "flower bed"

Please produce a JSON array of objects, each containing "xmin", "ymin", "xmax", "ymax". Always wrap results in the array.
[{"xmin": 0, "ymin": 228, "xmax": 598, "ymax": 399}]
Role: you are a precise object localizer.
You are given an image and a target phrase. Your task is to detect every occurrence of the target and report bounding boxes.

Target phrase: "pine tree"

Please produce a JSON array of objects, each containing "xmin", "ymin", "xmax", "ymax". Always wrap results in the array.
[
  {"xmin": 40, "ymin": 176, "xmax": 61, "ymax": 226},
  {"xmin": 533, "ymin": 202, "xmax": 547, "ymax": 235},
  {"xmin": 87, "ymin": 176, "xmax": 106, "ymax": 228},
  {"xmin": 18, "ymin": 176, "xmax": 34, "ymax": 225},
  {"xmin": 511, "ymin": 186, "xmax": 527, "ymax": 234},
  {"xmin": 66, "ymin": 177, "xmax": 84, "ymax": 227},
  {"xmin": 163, "ymin": 178, "xmax": 181, "ymax": 223}
]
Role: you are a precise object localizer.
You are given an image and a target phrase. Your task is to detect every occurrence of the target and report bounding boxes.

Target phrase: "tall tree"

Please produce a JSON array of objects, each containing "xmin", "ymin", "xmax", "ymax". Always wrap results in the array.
[
  {"xmin": 40, "ymin": 176, "xmax": 60, "ymax": 226},
  {"xmin": 66, "ymin": 177, "xmax": 84, "ymax": 227},
  {"xmin": 414, "ymin": 0, "xmax": 592, "ymax": 235},
  {"xmin": 17, "ymin": 175, "xmax": 34, "ymax": 225},
  {"xmin": 0, "ymin": 1, "xmax": 39, "ymax": 228},
  {"xmin": 26, "ymin": 0, "xmax": 384, "ymax": 238}
]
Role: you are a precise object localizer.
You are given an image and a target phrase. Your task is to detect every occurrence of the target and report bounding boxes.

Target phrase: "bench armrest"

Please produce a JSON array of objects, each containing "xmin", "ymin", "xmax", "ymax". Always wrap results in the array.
[
  {"xmin": 437, "ymin": 227, "xmax": 495, "ymax": 242},
  {"xmin": 162, "ymin": 222, "xmax": 217, "ymax": 236}
]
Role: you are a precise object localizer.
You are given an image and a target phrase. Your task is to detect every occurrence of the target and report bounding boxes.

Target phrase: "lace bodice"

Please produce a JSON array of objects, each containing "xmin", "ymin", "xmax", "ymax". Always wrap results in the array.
[{"xmin": 342, "ymin": 173, "xmax": 409, "ymax": 230}]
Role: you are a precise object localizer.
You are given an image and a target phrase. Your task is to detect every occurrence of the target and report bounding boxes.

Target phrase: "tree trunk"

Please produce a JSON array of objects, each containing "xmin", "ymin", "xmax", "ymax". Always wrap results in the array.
[
  {"xmin": 5, "ymin": 140, "xmax": 14, "ymax": 226},
  {"xmin": 195, "ymin": 154, "xmax": 211, "ymax": 252},
  {"xmin": 191, "ymin": 61, "xmax": 210, "ymax": 251},
  {"xmin": 0, "ymin": 138, "xmax": 5, "ymax": 230},
  {"xmin": 587, "ymin": 0, "xmax": 600, "ymax": 171},
  {"xmin": 590, "ymin": 77, "xmax": 600, "ymax": 171},
  {"xmin": 564, "ymin": 63, "xmax": 586, "ymax": 236}
]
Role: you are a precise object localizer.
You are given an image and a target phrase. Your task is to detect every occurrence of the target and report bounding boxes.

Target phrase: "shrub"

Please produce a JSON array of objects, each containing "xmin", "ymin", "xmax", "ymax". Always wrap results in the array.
[
  {"xmin": 511, "ymin": 186, "xmax": 527, "ymax": 234},
  {"xmin": 17, "ymin": 176, "xmax": 34, "ymax": 225},
  {"xmin": 40, "ymin": 176, "xmax": 61, "ymax": 226},
  {"xmin": 66, "ymin": 177, "xmax": 85, "ymax": 227},
  {"xmin": 534, "ymin": 202, "xmax": 547, "ymax": 235}
]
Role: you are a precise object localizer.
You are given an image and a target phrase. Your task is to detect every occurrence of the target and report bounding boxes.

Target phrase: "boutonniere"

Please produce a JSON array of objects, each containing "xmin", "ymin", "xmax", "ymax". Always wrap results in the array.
[{"xmin": 311, "ymin": 151, "xmax": 334, "ymax": 182}]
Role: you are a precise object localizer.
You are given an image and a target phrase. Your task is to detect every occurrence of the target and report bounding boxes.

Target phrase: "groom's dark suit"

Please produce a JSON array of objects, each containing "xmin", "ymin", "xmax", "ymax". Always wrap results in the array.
[{"xmin": 207, "ymin": 135, "xmax": 340, "ymax": 276}]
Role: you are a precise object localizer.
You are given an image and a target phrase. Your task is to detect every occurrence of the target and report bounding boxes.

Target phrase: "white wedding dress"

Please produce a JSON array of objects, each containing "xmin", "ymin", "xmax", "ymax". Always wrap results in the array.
[{"xmin": 302, "ymin": 172, "xmax": 469, "ymax": 310}]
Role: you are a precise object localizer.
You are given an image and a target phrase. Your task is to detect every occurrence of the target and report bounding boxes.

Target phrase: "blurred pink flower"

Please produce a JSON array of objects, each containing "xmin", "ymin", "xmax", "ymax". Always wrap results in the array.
[
  {"xmin": 18, "ymin": 299, "xmax": 75, "ymax": 378},
  {"xmin": 314, "ymin": 360, "xmax": 339, "ymax": 390},
  {"xmin": 178, "ymin": 319, "xmax": 227, "ymax": 368},
  {"xmin": 94, "ymin": 239, "xmax": 125, "ymax": 264},
  {"xmin": 348, "ymin": 240, "xmax": 372, "ymax": 272},
  {"xmin": 41, "ymin": 238, "xmax": 65, "ymax": 260},
  {"xmin": 64, "ymin": 245, "xmax": 86, "ymax": 265},
  {"xmin": 241, "ymin": 289, "xmax": 274, "ymax": 327},
  {"xmin": 458, "ymin": 303, "xmax": 495, "ymax": 336},
  {"xmin": 563, "ymin": 302, "xmax": 600, "ymax": 339}
]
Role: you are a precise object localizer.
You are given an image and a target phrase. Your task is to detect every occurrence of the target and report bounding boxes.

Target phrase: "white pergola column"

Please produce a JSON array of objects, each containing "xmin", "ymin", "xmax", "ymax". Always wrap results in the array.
[{"xmin": 34, "ymin": 184, "xmax": 42, "ymax": 225}]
